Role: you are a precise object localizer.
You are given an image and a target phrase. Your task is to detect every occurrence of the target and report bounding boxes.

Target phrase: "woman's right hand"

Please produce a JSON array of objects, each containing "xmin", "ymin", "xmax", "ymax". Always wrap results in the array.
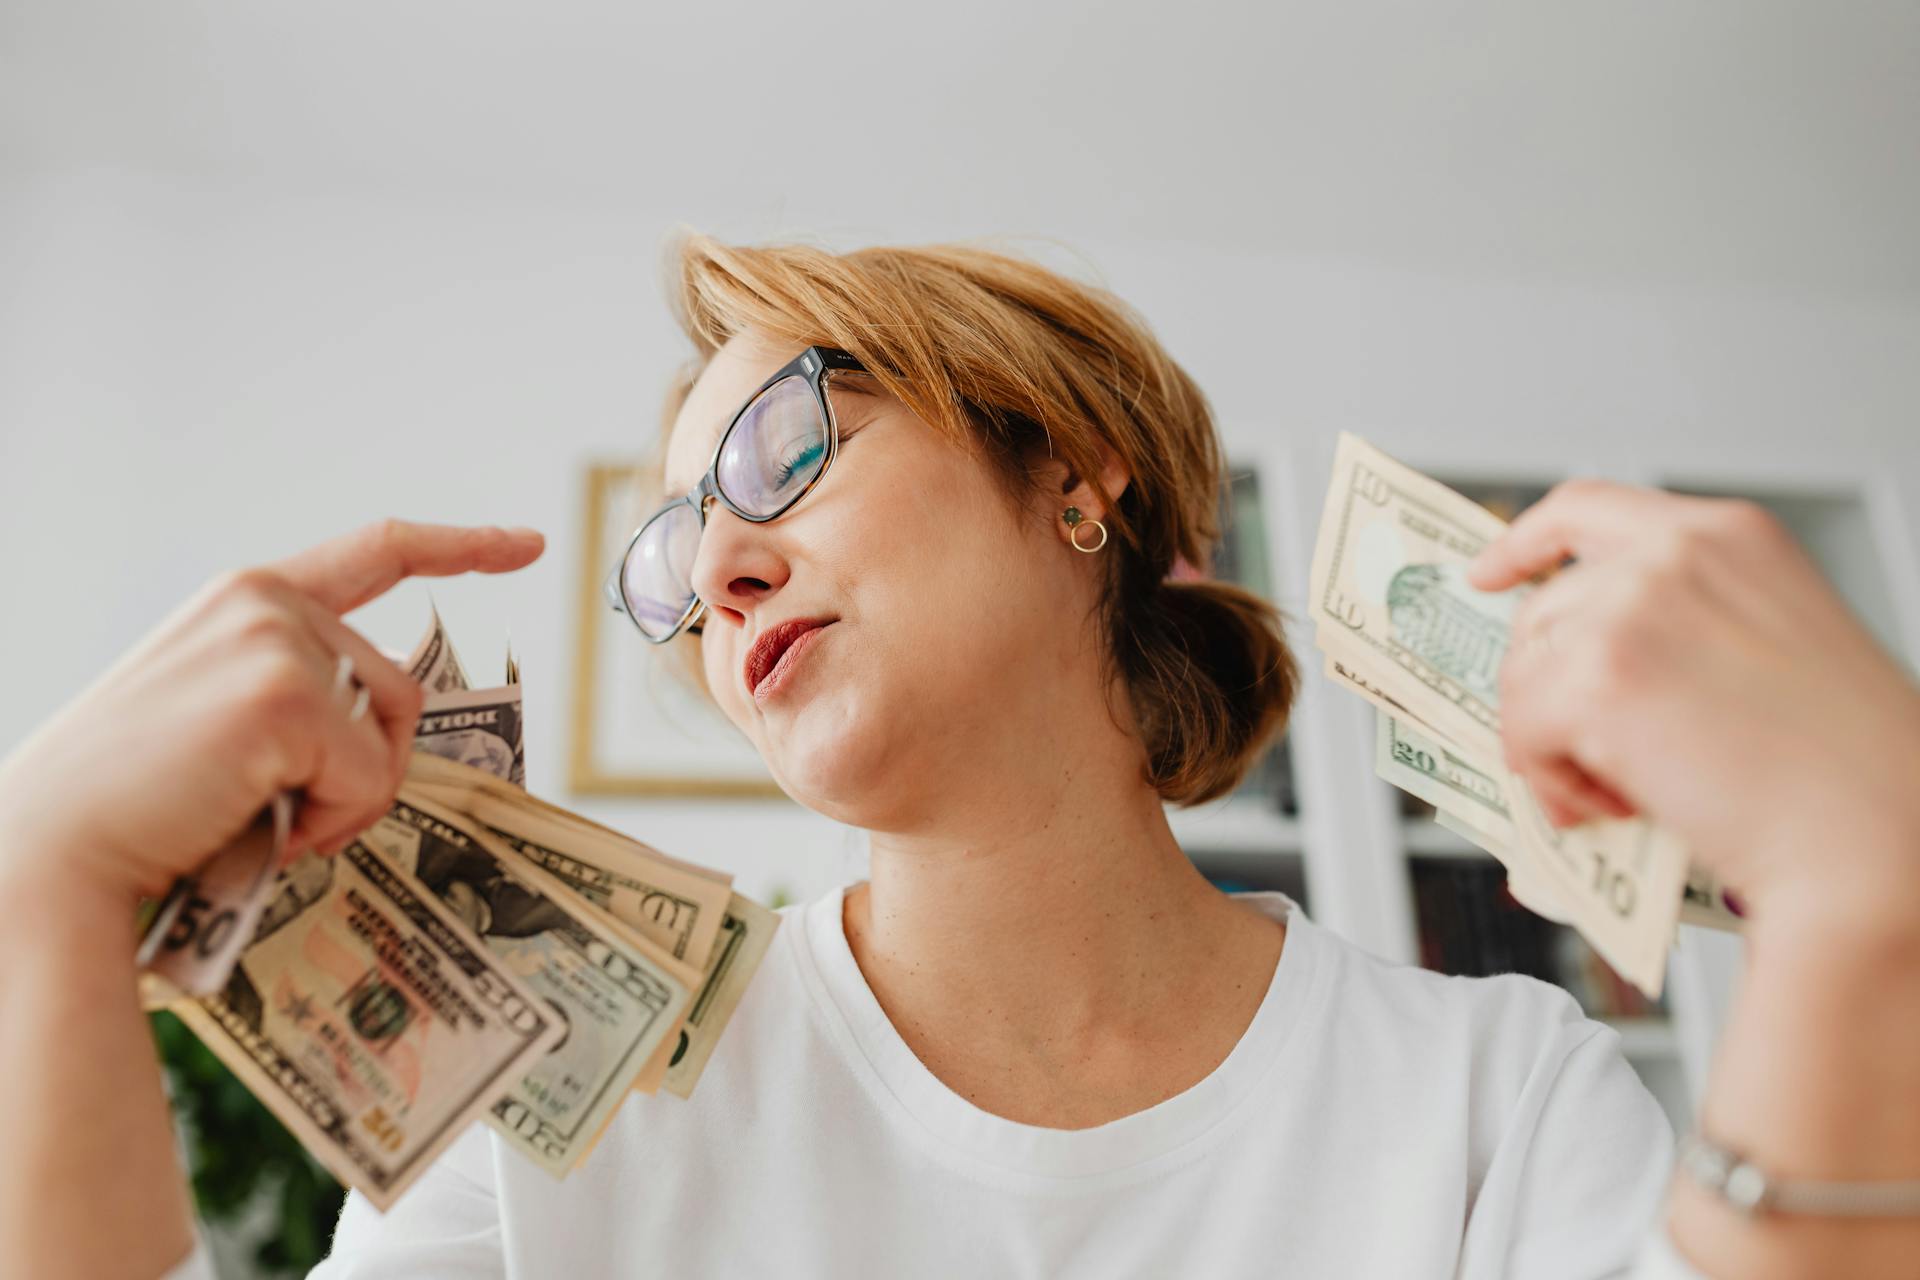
[{"xmin": 0, "ymin": 519, "xmax": 544, "ymax": 907}]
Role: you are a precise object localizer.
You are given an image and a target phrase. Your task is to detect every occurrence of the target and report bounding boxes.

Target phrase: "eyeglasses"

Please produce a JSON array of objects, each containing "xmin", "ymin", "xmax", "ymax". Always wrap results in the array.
[{"xmin": 605, "ymin": 345, "xmax": 868, "ymax": 643}]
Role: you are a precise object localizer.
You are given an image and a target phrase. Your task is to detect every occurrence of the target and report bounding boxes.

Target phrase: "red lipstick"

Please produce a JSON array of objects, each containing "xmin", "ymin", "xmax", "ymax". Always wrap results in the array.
[{"xmin": 745, "ymin": 618, "xmax": 832, "ymax": 700}]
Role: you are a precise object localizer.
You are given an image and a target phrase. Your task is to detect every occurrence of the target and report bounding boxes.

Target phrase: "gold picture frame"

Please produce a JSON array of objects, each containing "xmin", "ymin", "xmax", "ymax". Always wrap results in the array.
[{"xmin": 567, "ymin": 462, "xmax": 787, "ymax": 798}]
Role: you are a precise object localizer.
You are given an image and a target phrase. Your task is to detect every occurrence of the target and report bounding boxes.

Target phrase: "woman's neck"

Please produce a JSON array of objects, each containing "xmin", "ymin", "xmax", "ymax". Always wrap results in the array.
[{"xmin": 843, "ymin": 745, "xmax": 1285, "ymax": 1124}]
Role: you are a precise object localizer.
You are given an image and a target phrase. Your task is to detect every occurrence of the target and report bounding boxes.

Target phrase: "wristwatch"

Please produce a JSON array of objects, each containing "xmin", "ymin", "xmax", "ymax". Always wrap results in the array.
[{"xmin": 1679, "ymin": 1133, "xmax": 1920, "ymax": 1217}]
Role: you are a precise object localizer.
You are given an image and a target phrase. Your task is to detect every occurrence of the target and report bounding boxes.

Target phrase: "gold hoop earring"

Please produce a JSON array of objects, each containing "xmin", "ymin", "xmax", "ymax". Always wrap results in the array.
[{"xmin": 1063, "ymin": 506, "xmax": 1108, "ymax": 553}]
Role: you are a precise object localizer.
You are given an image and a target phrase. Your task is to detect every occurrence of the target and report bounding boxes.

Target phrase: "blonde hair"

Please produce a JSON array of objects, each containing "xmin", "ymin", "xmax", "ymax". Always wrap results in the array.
[{"xmin": 660, "ymin": 233, "xmax": 1299, "ymax": 805}]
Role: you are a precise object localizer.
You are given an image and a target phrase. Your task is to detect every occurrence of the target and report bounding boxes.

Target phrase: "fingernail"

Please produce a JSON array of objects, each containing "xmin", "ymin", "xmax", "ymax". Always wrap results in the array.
[{"xmin": 505, "ymin": 526, "xmax": 543, "ymax": 539}]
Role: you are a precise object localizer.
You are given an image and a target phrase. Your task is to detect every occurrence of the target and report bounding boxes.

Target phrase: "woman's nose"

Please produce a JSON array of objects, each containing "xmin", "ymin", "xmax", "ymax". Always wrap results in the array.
[{"xmin": 687, "ymin": 503, "xmax": 790, "ymax": 628}]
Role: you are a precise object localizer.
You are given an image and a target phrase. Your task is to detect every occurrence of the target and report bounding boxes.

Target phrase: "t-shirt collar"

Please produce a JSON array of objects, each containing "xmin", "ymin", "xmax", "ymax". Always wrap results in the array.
[{"xmin": 792, "ymin": 881, "xmax": 1329, "ymax": 1186}]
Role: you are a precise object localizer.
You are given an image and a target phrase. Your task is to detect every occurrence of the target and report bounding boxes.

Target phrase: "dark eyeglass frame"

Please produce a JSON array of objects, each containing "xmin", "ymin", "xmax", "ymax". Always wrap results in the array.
[{"xmin": 605, "ymin": 344, "xmax": 869, "ymax": 644}]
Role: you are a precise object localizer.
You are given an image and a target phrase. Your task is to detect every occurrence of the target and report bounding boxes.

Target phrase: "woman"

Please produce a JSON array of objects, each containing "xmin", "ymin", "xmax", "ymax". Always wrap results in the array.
[{"xmin": 1, "ymin": 236, "xmax": 1916, "ymax": 1280}]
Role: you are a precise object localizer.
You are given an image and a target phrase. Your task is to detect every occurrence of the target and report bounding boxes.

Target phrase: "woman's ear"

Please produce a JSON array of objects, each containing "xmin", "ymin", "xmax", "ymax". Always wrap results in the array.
[{"xmin": 1051, "ymin": 440, "xmax": 1131, "ymax": 539}]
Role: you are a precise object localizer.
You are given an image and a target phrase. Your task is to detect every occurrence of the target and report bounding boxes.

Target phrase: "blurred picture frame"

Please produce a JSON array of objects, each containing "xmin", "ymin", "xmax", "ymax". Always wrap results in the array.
[{"xmin": 568, "ymin": 461, "xmax": 785, "ymax": 798}]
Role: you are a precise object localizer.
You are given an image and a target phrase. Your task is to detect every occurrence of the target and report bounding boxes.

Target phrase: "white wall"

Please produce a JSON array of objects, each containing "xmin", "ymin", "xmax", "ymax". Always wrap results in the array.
[{"xmin": 4, "ymin": 2, "xmax": 1919, "ymax": 906}]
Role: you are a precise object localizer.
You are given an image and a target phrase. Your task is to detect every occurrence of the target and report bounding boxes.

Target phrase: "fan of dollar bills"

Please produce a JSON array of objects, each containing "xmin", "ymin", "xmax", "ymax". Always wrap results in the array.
[
  {"xmin": 1310, "ymin": 434, "xmax": 1741, "ymax": 998},
  {"xmin": 135, "ymin": 610, "xmax": 778, "ymax": 1210}
]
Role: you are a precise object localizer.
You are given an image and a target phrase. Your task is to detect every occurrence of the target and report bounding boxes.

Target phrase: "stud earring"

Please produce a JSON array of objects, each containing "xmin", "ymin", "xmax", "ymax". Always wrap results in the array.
[{"xmin": 1063, "ymin": 506, "xmax": 1108, "ymax": 554}]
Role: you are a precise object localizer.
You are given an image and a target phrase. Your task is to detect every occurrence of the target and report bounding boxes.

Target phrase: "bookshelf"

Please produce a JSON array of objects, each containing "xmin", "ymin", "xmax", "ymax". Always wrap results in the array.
[
  {"xmin": 1175, "ymin": 465, "xmax": 1310, "ymax": 900},
  {"xmin": 1175, "ymin": 439, "xmax": 1918, "ymax": 1136}
]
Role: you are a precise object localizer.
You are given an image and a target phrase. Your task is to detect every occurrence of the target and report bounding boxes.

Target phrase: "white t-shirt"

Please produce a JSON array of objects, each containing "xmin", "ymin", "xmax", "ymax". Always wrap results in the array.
[{"xmin": 170, "ymin": 885, "xmax": 1710, "ymax": 1278}]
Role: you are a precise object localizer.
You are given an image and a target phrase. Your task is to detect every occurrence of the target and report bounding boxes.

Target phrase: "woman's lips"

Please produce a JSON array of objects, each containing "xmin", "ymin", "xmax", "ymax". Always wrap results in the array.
[{"xmin": 745, "ymin": 618, "xmax": 833, "ymax": 701}]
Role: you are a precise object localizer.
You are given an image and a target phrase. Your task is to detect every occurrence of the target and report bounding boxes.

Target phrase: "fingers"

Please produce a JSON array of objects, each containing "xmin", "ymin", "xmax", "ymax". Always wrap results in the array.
[
  {"xmin": 1467, "ymin": 479, "xmax": 1690, "ymax": 593},
  {"xmin": 229, "ymin": 518, "xmax": 536, "ymax": 855},
  {"xmin": 287, "ymin": 594, "xmax": 426, "ymax": 798},
  {"xmin": 281, "ymin": 665, "xmax": 400, "ymax": 858},
  {"xmin": 267, "ymin": 519, "xmax": 545, "ymax": 616},
  {"xmin": 1498, "ymin": 562, "xmax": 1643, "ymax": 828},
  {"xmin": 220, "ymin": 602, "xmax": 395, "ymax": 859},
  {"xmin": 1500, "ymin": 633, "xmax": 1608, "ymax": 827},
  {"xmin": 1524, "ymin": 758, "xmax": 1636, "ymax": 827},
  {"xmin": 225, "ymin": 579, "xmax": 424, "ymax": 858}
]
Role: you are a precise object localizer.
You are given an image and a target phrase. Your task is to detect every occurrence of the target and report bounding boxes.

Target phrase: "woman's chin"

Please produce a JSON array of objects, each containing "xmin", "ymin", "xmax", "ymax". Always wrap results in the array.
[{"xmin": 764, "ymin": 718, "xmax": 910, "ymax": 827}]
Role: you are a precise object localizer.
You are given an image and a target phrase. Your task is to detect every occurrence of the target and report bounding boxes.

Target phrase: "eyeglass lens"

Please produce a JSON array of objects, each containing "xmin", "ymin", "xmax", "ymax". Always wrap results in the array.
[{"xmin": 620, "ymin": 374, "xmax": 831, "ymax": 639}]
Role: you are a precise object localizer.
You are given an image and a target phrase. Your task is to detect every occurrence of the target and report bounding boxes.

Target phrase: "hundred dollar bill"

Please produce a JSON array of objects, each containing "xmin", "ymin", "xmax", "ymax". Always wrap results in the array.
[
  {"xmin": 168, "ymin": 839, "xmax": 562, "ymax": 1210},
  {"xmin": 416, "ymin": 685, "xmax": 526, "ymax": 789},
  {"xmin": 361, "ymin": 792, "xmax": 691, "ymax": 1173},
  {"xmin": 404, "ymin": 752, "xmax": 730, "ymax": 888},
  {"xmin": 406, "ymin": 602, "xmax": 472, "ymax": 695},
  {"xmin": 398, "ymin": 753, "xmax": 768, "ymax": 1096},
  {"xmin": 402, "ymin": 730, "xmax": 727, "ymax": 991},
  {"xmin": 470, "ymin": 807, "xmax": 726, "ymax": 971},
  {"xmin": 662, "ymin": 893, "xmax": 779, "ymax": 1098},
  {"xmin": 404, "ymin": 755, "xmax": 732, "ymax": 970}
]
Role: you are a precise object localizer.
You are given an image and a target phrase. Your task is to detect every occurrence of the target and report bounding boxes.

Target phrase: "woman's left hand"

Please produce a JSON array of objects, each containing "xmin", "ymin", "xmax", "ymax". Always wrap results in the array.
[{"xmin": 1466, "ymin": 478, "xmax": 1920, "ymax": 922}]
